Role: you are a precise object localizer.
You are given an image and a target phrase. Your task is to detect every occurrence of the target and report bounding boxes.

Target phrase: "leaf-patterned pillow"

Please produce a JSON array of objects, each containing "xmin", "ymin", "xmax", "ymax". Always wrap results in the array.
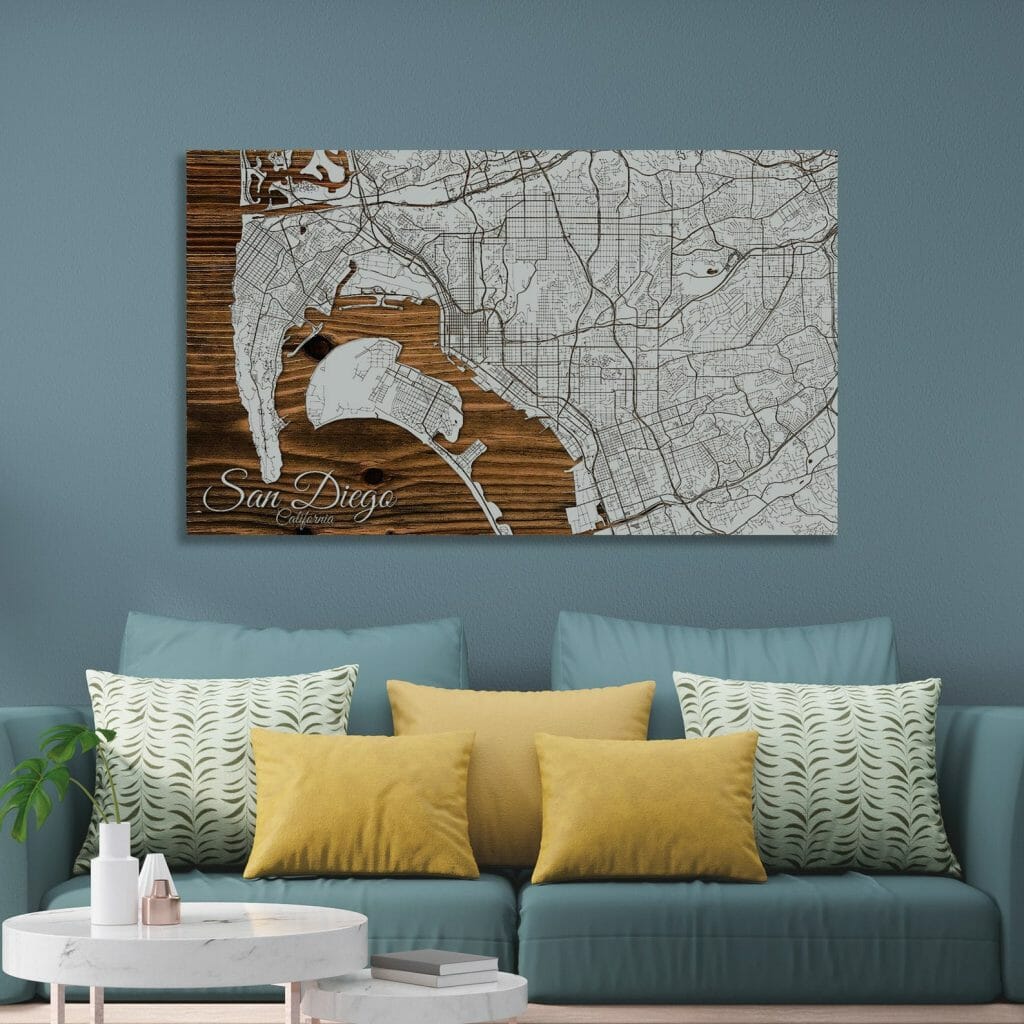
[
  {"xmin": 74, "ymin": 664, "xmax": 358, "ymax": 872},
  {"xmin": 673, "ymin": 672, "xmax": 960, "ymax": 876}
]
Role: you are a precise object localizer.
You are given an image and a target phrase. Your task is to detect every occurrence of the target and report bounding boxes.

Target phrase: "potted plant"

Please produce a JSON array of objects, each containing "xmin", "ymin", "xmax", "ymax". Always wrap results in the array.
[{"xmin": 0, "ymin": 723, "xmax": 139, "ymax": 925}]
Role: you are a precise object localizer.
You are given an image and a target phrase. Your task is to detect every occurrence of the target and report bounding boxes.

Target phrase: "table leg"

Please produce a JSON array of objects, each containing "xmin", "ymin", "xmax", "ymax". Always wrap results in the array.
[
  {"xmin": 49, "ymin": 984, "xmax": 65, "ymax": 1024},
  {"xmin": 284, "ymin": 981, "xmax": 300, "ymax": 1024},
  {"xmin": 90, "ymin": 987, "xmax": 104, "ymax": 1024}
]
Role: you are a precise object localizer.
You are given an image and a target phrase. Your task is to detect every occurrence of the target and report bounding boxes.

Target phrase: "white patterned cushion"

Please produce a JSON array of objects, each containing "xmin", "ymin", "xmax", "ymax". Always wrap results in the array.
[
  {"xmin": 74, "ymin": 664, "xmax": 357, "ymax": 871},
  {"xmin": 673, "ymin": 672, "xmax": 960, "ymax": 876}
]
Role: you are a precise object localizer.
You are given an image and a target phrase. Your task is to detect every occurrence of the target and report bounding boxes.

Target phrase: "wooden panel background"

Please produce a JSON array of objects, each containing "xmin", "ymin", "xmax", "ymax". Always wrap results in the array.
[{"xmin": 186, "ymin": 150, "xmax": 575, "ymax": 535}]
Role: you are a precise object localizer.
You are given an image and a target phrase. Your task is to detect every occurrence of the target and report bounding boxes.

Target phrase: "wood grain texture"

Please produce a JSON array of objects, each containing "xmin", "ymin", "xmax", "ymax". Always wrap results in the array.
[
  {"xmin": 186, "ymin": 150, "xmax": 575, "ymax": 535},
  {"xmin": 7, "ymin": 1002, "xmax": 1024, "ymax": 1024}
]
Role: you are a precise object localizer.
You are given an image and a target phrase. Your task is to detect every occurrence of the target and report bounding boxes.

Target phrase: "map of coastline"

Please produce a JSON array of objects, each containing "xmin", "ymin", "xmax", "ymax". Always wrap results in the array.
[
  {"xmin": 229, "ymin": 149, "xmax": 838, "ymax": 535},
  {"xmin": 306, "ymin": 335, "xmax": 509, "ymax": 533}
]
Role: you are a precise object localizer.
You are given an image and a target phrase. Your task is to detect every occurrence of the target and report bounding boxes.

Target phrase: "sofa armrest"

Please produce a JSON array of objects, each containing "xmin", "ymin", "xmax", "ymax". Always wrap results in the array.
[
  {"xmin": 937, "ymin": 705, "xmax": 1024, "ymax": 1001},
  {"xmin": 0, "ymin": 706, "xmax": 93, "ymax": 1003}
]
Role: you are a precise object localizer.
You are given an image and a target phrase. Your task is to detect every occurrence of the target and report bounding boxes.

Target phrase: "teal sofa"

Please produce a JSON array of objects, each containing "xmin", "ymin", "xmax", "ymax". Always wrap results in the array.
[{"xmin": 2, "ymin": 611, "xmax": 1022, "ymax": 1006}]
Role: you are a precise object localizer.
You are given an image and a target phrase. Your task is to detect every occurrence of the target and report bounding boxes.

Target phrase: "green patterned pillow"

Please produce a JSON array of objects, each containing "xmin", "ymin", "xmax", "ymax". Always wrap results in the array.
[
  {"xmin": 673, "ymin": 672, "xmax": 960, "ymax": 876},
  {"xmin": 74, "ymin": 664, "xmax": 358, "ymax": 872}
]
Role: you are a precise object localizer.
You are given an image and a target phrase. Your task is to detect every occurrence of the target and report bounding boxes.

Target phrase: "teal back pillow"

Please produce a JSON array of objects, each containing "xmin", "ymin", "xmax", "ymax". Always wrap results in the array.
[
  {"xmin": 119, "ymin": 612, "xmax": 469, "ymax": 735},
  {"xmin": 551, "ymin": 611, "xmax": 900, "ymax": 739}
]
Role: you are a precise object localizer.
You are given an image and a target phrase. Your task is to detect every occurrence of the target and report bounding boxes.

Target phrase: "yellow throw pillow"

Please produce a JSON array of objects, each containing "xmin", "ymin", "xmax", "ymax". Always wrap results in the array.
[
  {"xmin": 244, "ymin": 729, "xmax": 479, "ymax": 879},
  {"xmin": 532, "ymin": 731, "xmax": 767, "ymax": 884},
  {"xmin": 387, "ymin": 679, "xmax": 655, "ymax": 866}
]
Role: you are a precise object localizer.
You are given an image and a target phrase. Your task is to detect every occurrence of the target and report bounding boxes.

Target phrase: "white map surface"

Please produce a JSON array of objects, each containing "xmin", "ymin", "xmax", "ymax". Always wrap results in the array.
[{"xmin": 231, "ymin": 150, "xmax": 838, "ymax": 535}]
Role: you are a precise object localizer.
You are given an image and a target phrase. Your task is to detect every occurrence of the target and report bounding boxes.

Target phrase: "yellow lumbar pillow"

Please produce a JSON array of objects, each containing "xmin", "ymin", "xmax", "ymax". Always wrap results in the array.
[
  {"xmin": 387, "ymin": 679, "xmax": 655, "ymax": 867},
  {"xmin": 244, "ymin": 729, "xmax": 479, "ymax": 879},
  {"xmin": 532, "ymin": 731, "xmax": 767, "ymax": 884}
]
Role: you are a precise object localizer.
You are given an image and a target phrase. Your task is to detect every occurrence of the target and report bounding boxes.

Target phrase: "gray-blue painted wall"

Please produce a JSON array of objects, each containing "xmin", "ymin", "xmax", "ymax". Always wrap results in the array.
[{"xmin": 1, "ymin": 1, "xmax": 1022, "ymax": 705}]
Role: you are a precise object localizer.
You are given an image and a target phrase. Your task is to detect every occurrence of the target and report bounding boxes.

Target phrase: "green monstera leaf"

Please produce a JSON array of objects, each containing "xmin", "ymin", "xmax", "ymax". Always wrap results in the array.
[
  {"xmin": 40, "ymin": 723, "xmax": 116, "ymax": 764},
  {"xmin": 0, "ymin": 724, "xmax": 119, "ymax": 843},
  {"xmin": 0, "ymin": 757, "xmax": 71, "ymax": 842}
]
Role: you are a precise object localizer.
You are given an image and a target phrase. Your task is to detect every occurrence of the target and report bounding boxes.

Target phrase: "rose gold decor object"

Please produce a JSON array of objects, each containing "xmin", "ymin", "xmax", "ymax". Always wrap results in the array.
[{"xmin": 140, "ymin": 878, "xmax": 181, "ymax": 926}]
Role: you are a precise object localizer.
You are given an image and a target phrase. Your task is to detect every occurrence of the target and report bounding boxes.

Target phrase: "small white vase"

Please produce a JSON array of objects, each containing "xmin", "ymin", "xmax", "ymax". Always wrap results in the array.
[{"xmin": 91, "ymin": 822, "xmax": 139, "ymax": 926}]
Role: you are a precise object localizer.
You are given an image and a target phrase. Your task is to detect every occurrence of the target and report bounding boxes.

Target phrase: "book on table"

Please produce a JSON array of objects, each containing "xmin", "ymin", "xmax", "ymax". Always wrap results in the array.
[
  {"xmin": 369, "ymin": 967, "xmax": 499, "ymax": 988},
  {"xmin": 369, "ymin": 949, "xmax": 499, "ymax": 986}
]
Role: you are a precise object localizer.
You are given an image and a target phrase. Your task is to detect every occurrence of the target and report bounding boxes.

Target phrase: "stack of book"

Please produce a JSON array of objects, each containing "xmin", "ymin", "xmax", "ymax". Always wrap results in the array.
[{"xmin": 370, "ymin": 948, "xmax": 499, "ymax": 987}]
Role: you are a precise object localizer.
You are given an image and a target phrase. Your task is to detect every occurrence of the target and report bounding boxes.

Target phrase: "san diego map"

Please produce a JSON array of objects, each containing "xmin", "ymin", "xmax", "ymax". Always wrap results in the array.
[{"xmin": 186, "ymin": 150, "xmax": 837, "ymax": 535}]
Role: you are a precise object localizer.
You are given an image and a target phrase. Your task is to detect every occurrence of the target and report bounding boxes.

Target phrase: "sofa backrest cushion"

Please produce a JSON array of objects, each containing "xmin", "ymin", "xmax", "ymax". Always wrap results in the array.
[
  {"xmin": 552, "ymin": 611, "xmax": 900, "ymax": 738},
  {"xmin": 119, "ymin": 612, "xmax": 469, "ymax": 735}
]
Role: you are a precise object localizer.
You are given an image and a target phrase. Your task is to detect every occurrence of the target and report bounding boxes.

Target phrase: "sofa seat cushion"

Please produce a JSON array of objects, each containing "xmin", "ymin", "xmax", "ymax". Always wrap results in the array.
[
  {"xmin": 41, "ymin": 870, "xmax": 517, "ymax": 1002},
  {"xmin": 518, "ymin": 873, "xmax": 1000, "ymax": 1004}
]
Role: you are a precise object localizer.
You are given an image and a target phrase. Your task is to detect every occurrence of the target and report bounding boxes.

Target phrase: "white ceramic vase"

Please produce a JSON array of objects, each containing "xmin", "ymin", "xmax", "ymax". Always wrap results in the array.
[{"xmin": 91, "ymin": 822, "xmax": 139, "ymax": 925}]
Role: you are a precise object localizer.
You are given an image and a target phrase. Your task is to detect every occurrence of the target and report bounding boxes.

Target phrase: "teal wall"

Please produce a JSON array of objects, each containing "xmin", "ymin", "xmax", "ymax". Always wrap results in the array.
[{"xmin": 1, "ymin": 1, "xmax": 1021, "ymax": 704}]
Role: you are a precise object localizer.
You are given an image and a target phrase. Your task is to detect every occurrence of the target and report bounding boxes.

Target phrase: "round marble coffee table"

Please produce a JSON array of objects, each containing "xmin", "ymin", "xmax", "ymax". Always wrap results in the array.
[
  {"xmin": 2, "ymin": 902, "xmax": 367, "ymax": 1024},
  {"xmin": 302, "ymin": 969, "xmax": 527, "ymax": 1024}
]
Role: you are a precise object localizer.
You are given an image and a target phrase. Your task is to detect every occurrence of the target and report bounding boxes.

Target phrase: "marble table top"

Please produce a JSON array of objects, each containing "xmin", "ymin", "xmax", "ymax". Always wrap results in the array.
[
  {"xmin": 2, "ymin": 902, "xmax": 368, "ymax": 989},
  {"xmin": 302, "ymin": 969, "xmax": 528, "ymax": 1024}
]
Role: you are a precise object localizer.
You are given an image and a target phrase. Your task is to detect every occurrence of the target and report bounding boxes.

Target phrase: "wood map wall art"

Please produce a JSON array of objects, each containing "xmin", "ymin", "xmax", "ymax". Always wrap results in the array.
[{"xmin": 186, "ymin": 150, "xmax": 838, "ymax": 535}]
